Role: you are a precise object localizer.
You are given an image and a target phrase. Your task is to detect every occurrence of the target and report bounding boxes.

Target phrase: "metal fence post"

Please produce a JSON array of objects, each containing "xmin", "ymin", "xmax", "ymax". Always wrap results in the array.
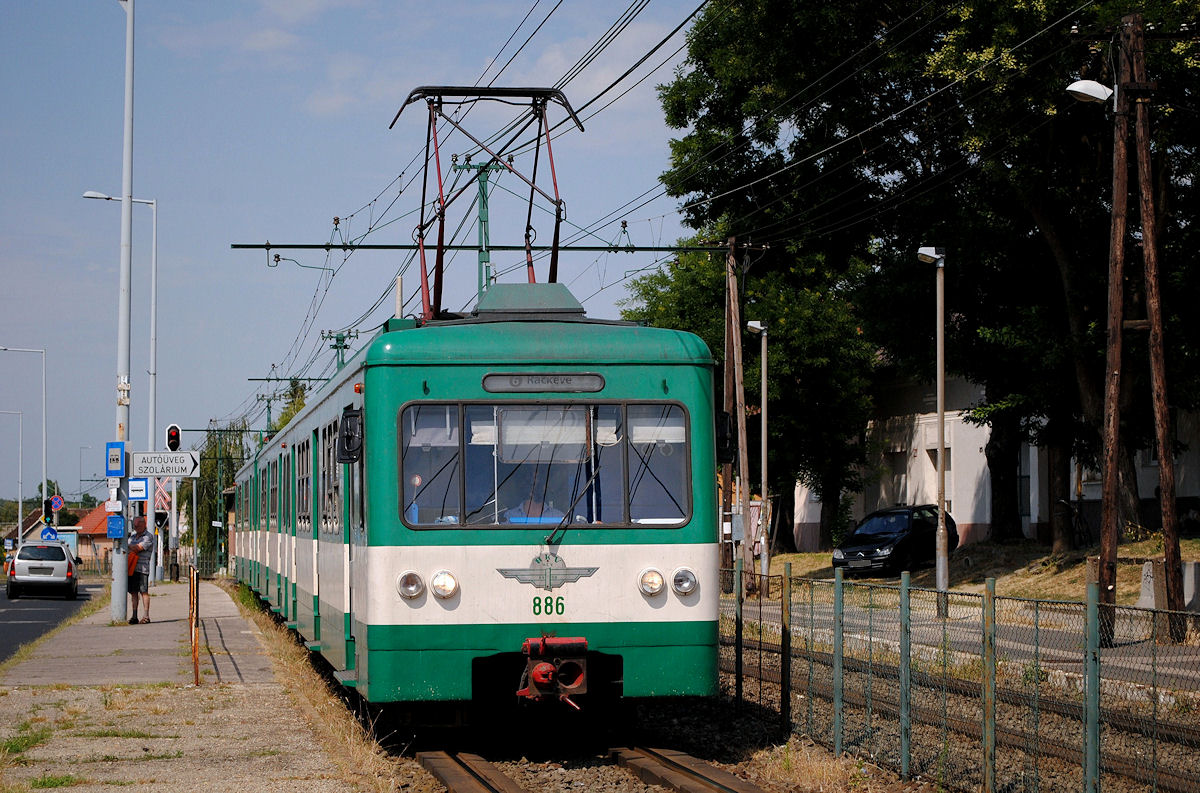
[
  {"xmin": 735, "ymin": 558, "xmax": 743, "ymax": 706},
  {"xmin": 781, "ymin": 563, "xmax": 792, "ymax": 733},
  {"xmin": 983, "ymin": 577, "xmax": 996, "ymax": 792},
  {"xmin": 900, "ymin": 570, "xmax": 911, "ymax": 779},
  {"xmin": 834, "ymin": 567, "xmax": 844, "ymax": 756},
  {"xmin": 1085, "ymin": 581, "xmax": 1100, "ymax": 792}
]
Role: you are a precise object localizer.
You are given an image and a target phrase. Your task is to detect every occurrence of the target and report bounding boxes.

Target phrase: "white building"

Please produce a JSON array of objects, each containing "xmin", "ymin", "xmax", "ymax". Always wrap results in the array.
[{"xmin": 793, "ymin": 377, "xmax": 1200, "ymax": 551}]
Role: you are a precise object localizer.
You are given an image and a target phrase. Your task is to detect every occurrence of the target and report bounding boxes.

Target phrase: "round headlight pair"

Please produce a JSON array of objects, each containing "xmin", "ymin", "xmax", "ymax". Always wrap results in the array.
[
  {"xmin": 397, "ymin": 569, "xmax": 459, "ymax": 599},
  {"xmin": 639, "ymin": 567, "xmax": 698, "ymax": 596}
]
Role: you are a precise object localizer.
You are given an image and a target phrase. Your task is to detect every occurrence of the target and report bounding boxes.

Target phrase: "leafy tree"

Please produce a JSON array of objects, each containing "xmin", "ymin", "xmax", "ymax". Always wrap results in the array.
[
  {"xmin": 653, "ymin": 0, "xmax": 1200, "ymax": 551},
  {"xmin": 622, "ymin": 245, "xmax": 877, "ymax": 548},
  {"xmin": 178, "ymin": 419, "xmax": 248, "ymax": 556},
  {"xmin": 271, "ymin": 379, "xmax": 308, "ymax": 432}
]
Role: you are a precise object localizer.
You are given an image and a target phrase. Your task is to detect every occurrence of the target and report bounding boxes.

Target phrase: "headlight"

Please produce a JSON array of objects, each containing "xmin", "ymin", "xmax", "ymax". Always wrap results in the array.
[
  {"xmin": 639, "ymin": 568, "xmax": 665, "ymax": 596},
  {"xmin": 397, "ymin": 571, "xmax": 424, "ymax": 599},
  {"xmin": 876, "ymin": 545, "xmax": 893, "ymax": 557},
  {"xmin": 672, "ymin": 568, "xmax": 698, "ymax": 596},
  {"xmin": 832, "ymin": 549, "xmax": 845, "ymax": 560},
  {"xmin": 430, "ymin": 570, "xmax": 459, "ymax": 599}
]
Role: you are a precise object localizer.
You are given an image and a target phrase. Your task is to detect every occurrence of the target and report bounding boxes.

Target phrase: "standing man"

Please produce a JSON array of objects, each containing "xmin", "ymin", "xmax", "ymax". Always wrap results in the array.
[{"xmin": 127, "ymin": 516, "xmax": 154, "ymax": 624}]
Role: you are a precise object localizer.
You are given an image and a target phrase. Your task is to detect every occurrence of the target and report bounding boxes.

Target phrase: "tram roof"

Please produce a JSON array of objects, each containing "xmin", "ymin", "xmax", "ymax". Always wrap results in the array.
[{"xmin": 367, "ymin": 284, "xmax": 712, "ymax": 366}]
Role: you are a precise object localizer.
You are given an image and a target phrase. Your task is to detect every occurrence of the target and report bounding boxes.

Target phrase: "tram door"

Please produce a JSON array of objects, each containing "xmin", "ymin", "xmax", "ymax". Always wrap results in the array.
[{"xmin": 316, "ymin": 418, "xmax": 348, "ymax": 669}]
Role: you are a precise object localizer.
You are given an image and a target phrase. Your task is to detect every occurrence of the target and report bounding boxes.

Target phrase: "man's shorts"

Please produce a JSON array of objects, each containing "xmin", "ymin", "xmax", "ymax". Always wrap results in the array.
[{"xmin": 128, "ymin": 571, "xmax": 149, "ymax": 594}]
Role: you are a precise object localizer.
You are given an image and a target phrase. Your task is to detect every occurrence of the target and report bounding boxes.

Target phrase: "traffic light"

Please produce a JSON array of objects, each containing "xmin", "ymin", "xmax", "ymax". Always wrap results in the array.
[
  {"xmin": 154, "ymin": 511, "xmax": 169, "ymax": 529},
  {"xmin": 165, "ymin": 423, "xmax": 181, "ymax": 452},
  {"xmin": 43, "ymin": 498, "xmax": 52, "ymax": 525}
]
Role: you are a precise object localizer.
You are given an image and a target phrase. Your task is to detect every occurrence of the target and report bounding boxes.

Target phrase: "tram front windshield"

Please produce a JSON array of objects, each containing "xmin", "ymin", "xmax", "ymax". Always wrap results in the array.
[{"xmin": 399, "ymin": 403, "xmax": 689, "ymax": 527}]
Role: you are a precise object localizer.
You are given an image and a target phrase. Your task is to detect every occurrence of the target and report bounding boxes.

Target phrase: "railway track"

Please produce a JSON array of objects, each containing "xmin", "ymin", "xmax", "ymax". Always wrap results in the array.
[
  {"xmin": 416, "ymin": 747, "xmax": 770, "ymax": 793},
  {"xmin": 725, "ymin": 641, "xmax": 1199, "ymax": 793}
]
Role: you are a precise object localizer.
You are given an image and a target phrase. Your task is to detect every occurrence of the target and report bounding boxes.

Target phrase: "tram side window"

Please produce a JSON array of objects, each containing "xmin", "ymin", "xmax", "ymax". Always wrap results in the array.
[
  {"xmin": 259, "ymin": 470, "xmax": 268, "ymax": 531},
  {"xmin": 627, "ymin": 404, "xmax": 688, "ymax": 523},
  {"xmin": 320, "ymin": 421, "xmax": 342, "ymax": 536},
  {"xmin": 269, "ymin": 459, "xmax": 279, "ymax": 530},
  {"xmin": 296, "ymin": 438, "xmax": 311, "ymax": 526},
  {"xmin": 400, "ymin": 404, "xmax": 461, "ymax": 525}
]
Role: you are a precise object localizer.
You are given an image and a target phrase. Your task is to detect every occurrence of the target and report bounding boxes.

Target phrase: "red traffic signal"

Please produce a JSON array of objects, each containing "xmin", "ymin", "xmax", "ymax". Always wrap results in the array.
[{"xmin": 165, "ymin": 424, "xmax": 181, "ymax": 451}]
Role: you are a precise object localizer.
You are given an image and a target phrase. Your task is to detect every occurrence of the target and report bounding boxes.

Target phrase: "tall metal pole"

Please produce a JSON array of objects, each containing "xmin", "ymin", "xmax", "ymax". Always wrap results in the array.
[
  {"xmin": 760, "ymin": 326, "xmax": 768, "ymax": 576},
  {"xmin": 0, "ymin": 412, "xmax": 22, "ymax": 534},
  {"xmin": 935, "ymin": 254, "xmax": 948, "ymax": 613},
  {"xmin": 147, "ymin": 198, "xmax": 157, "ymax": 455},
  {"xmin": 78, "ymin": 445, "xmax": 91, "ymax": 508},
  {"xmin": 0, "ymin": 347, "xmax": 47, "ymax": 522},
  {"xmin": 748, "ymin": 321, "xmax": 769, "ymax": 576},
  {"xmin": 112, "ymin": 0, "xmax": 136, "ymax": 624}
]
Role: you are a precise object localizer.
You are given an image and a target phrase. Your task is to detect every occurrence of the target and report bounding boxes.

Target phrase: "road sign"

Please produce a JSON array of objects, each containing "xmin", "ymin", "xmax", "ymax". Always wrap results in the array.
[
  {"xmin": 130, "ymin": 451, "xmax": 200, "ymax": 478},
  {"xmin": 128, "ymin": 478, "xmax": 148, "ymax": 501},
  {"xmin": 106, "ymin": 515, "xmax": 125, "ymax": 539},
  {"xmin": 41, "ymin": 526, "xmax": 58, "ymax": 540},
  {"xmin": 105, "ymin": 499, "xmax": 122, "ymax": 513},
  {"xmin": 154, "ymin": 478, "xmax": 171, "ymax": 511},
  {"xmin": 50, "ymin": 495, "xmax": 64, "ymax": 512},
  {"xmin": 106, "ymin": 441, "xmax": 126, "ymax": 477}
]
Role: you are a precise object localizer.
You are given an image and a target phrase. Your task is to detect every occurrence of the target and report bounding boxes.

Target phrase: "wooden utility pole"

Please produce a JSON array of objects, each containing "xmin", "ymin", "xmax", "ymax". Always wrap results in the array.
[
  {"xmin": 721, "ymin": 241, "xmax": 735, "ymax": 571},
  {"xmin": 1097, "ymin": 14, "xmax": 1185, "ymax": 642},
  {"xmin": 727, "ymin": 238, "xmax": 753, "ymax": 591},
  {"xmin": 1096, "ymin": 16, "xmax": 1132, "ymax": 646},
  {"xmin": 1129, "ymin": 15, "xmax": 1185, "ymax": 638}
]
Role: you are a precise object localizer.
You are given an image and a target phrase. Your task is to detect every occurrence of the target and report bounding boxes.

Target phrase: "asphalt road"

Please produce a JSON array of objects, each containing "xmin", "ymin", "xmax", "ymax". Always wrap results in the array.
[{"xmin": 0, "ymin": 582, "xmax": 103, "ymax": 665}]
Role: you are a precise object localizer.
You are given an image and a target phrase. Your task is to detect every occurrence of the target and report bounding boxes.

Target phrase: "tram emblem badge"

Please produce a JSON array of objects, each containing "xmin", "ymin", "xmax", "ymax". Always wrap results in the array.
[{"xmin": 498, "ymin": 552, "xmax": 598, "ymax": 591}]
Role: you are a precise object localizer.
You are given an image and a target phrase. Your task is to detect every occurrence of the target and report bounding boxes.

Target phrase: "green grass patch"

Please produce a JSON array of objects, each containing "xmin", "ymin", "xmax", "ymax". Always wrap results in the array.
[
  {"xmin": 3, "ymin": 726, "xmax": 52, "ymax": 755},
  {"xmin": 31, "ymin": 774, "xmax": 83, "ymax": 788},
  {"xmin": 74, "ymin": 729, "xmax": 174, "ymax": 739}
]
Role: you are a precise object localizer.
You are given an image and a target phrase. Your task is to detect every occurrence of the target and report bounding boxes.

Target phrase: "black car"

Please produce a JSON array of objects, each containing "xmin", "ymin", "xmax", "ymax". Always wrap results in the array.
[{"xmin": 832, "ymin": 505, "xmax": 958, "ymax": 575}]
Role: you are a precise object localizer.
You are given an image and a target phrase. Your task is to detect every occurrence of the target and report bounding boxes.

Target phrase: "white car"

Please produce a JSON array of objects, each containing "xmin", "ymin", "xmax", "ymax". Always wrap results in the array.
[{"xmin": 6, "ymin": 541, "xmax": 81, "ymax": 600}]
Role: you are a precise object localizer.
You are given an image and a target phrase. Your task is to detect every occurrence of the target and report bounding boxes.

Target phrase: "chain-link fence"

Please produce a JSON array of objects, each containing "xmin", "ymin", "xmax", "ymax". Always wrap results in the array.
[{"xmin": 720, "ymin": 563, "xmax": 1200, "ymax": 792}]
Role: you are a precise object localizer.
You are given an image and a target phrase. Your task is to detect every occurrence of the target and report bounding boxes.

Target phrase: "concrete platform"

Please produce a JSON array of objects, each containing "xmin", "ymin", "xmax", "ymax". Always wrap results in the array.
[{"xmin": 0, "ymin": 579, "xmax": 274, "ymax": 686}]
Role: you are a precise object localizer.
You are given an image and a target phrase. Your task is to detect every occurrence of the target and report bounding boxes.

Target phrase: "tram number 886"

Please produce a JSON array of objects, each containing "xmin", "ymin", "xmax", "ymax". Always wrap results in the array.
[{"xmin": 533, "ymin": 596, "xmax": 565, "ymax": 616}]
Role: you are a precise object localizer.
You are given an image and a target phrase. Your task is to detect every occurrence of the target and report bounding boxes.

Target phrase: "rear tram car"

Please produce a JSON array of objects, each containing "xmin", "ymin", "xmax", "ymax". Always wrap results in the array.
[{"xmin": 232, "ymin": 283, "xmax": 719, "ymax": 709}]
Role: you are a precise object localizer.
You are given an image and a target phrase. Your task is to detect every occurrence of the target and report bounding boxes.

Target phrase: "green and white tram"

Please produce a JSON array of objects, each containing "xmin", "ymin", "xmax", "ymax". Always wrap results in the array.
[{"xmin": 233, "ymin": 283, "xmax": 719, "ymax": 707}]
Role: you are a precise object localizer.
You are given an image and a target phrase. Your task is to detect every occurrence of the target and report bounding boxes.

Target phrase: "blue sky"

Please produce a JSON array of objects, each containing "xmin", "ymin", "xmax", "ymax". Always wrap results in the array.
[{"xmin": 0, "ymin": 1, "xmax": 698, "ymax": 506}]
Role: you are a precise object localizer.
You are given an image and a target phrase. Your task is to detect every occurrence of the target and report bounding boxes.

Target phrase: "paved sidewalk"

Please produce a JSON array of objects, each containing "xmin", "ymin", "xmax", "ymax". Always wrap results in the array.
[
  {"xmin": 1, "ymin": 580, "xmax": 273, "ymax": 686},
  {"xmin": 0, "ymin": 579, "xmax": 365, "ymax": 792}
]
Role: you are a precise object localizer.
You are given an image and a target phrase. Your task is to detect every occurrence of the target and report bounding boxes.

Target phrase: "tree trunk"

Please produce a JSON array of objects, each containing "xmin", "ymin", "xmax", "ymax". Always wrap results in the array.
[
  {"xmin": 1118, "ymin": 443, "xmax": 1142, "ymax": 537},
  {"xmin": 984, "ymin": 407, "xmax": 1021, "ymax": 542},
  {"xmin": 1047, "ymin": 441, "xmax": 1073, "ymax": 554},
  {"xmin": 771, "ymin": 486, "xmax": 797, "ymax": 553},
  {"xmin": 817, "ymin": 472, "xmax": 843, "ymax": 550}
]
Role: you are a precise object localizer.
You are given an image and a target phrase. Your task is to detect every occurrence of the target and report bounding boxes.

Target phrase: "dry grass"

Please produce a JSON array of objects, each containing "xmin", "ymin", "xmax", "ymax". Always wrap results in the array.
[
  {"xmin": 732, "ymin": 735, "xmax": 928, "ymax": 792},
  {"xmin": 218, "ymin": 581, "xmax": 429, "ymax": 793},
  {"xmin": 770, "ymin": 537, "xmax": 1200, "ymax": 605}
]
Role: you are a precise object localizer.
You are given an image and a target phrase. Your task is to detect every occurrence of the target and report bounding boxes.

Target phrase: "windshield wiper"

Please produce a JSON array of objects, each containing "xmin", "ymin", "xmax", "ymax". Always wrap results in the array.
[{"xmin": 545, "ymin": 467, "xmax": 602, "ymax": 546}]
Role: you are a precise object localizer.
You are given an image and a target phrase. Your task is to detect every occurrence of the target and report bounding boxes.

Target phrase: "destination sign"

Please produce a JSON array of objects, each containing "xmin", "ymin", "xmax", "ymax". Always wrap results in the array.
[
  {"xmin": 482, "ymin": 372, "xmax": 605, "ymax": 393},
  {"xmin": 131, "ymin": 451, "xmax": 201, "ymax": 478}
]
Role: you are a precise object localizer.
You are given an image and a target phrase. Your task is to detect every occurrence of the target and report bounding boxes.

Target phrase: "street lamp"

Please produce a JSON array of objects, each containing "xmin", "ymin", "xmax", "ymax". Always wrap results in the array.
[
  {"xmin": 1, "ymin": 411, "xmax": 22, "ymax": 533},
  {"xmin": 0, "ymin": 346, "xmax": 47, "ymax": 524},
  {"xmin": 78, "ymin": 445, "xmax": 93, "ymax": 508},
  {"xmin": 84, "ymin": 191, "xmax": 158, "ymax": 453},
  {"xmin": 747, "ymin": 320, "xmax": 768, "ymax": 577},
  {"xmin": 917, "ymin": 247, "xmax": 949, "ymax": 614}
]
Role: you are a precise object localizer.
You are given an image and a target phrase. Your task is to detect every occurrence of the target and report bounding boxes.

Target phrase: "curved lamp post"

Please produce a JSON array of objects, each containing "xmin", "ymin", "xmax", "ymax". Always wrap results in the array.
[
  {"xmin": 1, "ymin": 411, "xmax": 22, "ymax": 533},
  {"xmin": 0, "ymin": 346, "xmax": 46, "ymax": 526},
  {"xmin": 917, "ymin": 247, "xmax": 949, "ymax": 616}
]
